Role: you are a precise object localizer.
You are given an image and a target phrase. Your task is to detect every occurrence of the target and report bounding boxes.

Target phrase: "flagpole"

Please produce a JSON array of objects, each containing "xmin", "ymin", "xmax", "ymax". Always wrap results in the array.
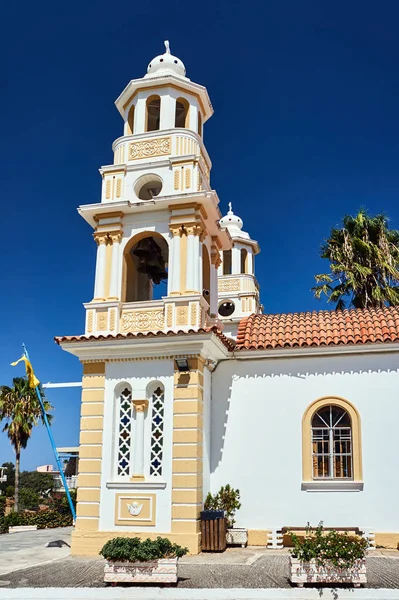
[{"xmin": 22, "ymin": 344, "xmax": 77, "ymax": 522}]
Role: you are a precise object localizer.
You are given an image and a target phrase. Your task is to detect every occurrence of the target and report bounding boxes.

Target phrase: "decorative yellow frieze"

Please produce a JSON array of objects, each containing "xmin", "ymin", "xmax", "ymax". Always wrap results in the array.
[
  {"xmin": 116, "ymin": 178, "xmax": 122, "ymax": 198},
  {"xmin": 176, "ymin": 306, "xmax": 188, "ymax": 326},
  {"xmin": 97, "ymin": 311, "xmax": 108, "ymax": 331},
  {"xmin": 114, "ymin": 493, "xmax": 156, "ymax": 527},
  {"xmin": 174, "ymin": 170, "xmax": 180, "ymax": 190},
  {"xmin": 218, "ymin": 278, "xmax": 240, "ymax": 292},
  {"xmin": 105, "ymin": 180, "xmax": 111, "ymax": 199},
  {"xmin": 166, "ymin": 304, "xmax": 173, "ymax": 328},
  {"xmin": 129, "ymin": 137, "xmax": 171, "ymax": 160},
  {"xmin": 87, "ymin": 311, "xmax": 94, "ymax": 334},
  {"xmin": 185, "ymin": 168, "xmax": 191, "ymax": 189},
  {"xmin": 121, "ymin": 309, "xmax": 165, "ymax": 332}
]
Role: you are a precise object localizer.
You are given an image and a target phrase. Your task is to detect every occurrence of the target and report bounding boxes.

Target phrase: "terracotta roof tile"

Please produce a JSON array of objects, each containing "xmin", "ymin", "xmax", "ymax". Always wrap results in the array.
[
  {"xmin": 55, "ymin": 326, "xmax": 235, "ymax": 351},
  {"xmin": 235, "ymin": 306, "xmax": 399, "ymax": 351}
]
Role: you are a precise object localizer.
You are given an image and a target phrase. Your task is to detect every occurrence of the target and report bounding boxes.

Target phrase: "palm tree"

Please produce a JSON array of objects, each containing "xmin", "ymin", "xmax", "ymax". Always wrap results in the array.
[
  {"xmin": 0, "ymin": 377, "xmax": 53, "ymax": 512},
  {"xmin": 312, "ymin": 209, "xmax": 399, "ymax": 310}
]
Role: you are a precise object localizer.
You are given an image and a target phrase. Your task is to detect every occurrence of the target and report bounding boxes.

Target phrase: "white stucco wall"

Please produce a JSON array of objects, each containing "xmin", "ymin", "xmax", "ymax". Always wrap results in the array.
[{"xmin": 210, "ymin": 351, "xmax": 399, "ymax": 532}]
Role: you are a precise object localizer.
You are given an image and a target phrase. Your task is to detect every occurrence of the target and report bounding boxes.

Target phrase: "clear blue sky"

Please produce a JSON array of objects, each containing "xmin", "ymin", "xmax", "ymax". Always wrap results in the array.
[{"xmin": 2, "ymin": 0, "xmax": 399, "ymax": 470}]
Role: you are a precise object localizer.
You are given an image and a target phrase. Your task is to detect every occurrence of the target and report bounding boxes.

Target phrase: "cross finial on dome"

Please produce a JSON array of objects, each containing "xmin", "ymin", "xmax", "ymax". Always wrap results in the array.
[
  {"xmin": 228, "ymin": 202, "xmax": 233, "ymax": 213},
  {"xmin": 164, "ymin": 40, "xmax": 170, "ymax": 54},
  {"xmin": 146, "ymin": 40, "xmax": 187, "ymax": 79}
]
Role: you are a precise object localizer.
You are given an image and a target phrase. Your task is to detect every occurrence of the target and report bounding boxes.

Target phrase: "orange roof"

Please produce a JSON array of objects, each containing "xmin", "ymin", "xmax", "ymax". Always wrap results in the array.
[
  {"xmin": 55, "ymin": 326, "xmax": 235, "ymax": 351},
  {"xmin": 236, "ymin": 306, "xmax": 399, "ymax": 351}
]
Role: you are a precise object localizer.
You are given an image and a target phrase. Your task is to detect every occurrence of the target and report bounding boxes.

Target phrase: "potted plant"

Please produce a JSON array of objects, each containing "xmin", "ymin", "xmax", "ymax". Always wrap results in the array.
[
  {"xmin": 289, "ymin": 523, "xmax": 368, "ymax": 587},
  {"xmin": 204, "ymin": 485, "xmax": 247, "ymax": 547},
  {"xmin": 100, "ymin": 536, "xmax": 188, "ymax": 585}
]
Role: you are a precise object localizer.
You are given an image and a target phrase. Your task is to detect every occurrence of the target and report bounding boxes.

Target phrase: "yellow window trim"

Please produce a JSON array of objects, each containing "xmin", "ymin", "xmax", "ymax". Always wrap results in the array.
[{"xmin": 302, "ymin": 396, "xmax": 363, "ymax": 483}]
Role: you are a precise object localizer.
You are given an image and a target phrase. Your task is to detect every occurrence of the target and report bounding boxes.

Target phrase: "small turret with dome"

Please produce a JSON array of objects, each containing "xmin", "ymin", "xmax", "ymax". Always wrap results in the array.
[
  {"xmin": 217, "ymin": 203, "xmax": 261, "ymax": 335},
  {"xmin": 145, "ymin": 41, "xmax": 187, "ymax": 80}
]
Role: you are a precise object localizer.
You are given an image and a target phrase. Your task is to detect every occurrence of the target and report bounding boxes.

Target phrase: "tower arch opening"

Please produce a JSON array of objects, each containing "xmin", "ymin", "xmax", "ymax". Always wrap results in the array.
[
  {"xmin": 134, "ymin": 174, "xmax": 163, "ymax": 200},
  {"xmin": 123, "ymin": 232, "xmax": 169, "ymax": 302},
  {"xmin": 223, "ymin": 250, "xmax": 232, "ymax": 275},
  {"xmin": 241, "ymin": 248, "xmax": 248, "ymax": 274},
  {"xmin": 127, "ymin": 104, "xmax": 135, "ymax": 135},
  {"xmin": 202, "ymin": 244, "xmax": 211, "ymax": 309},
  {"xmin": 146, "ymin": 95, "xmax": 161, "ymax": 132},
  {"xmin": 175, "ymin": 97, "xmax": 189, "ymax": 128}
]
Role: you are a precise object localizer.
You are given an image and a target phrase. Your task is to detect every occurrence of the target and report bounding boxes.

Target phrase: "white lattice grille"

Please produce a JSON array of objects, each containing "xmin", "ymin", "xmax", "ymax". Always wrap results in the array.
[
  {"xmin": 150, "ymin": 386, "xmax": 164, "ymax": 477},
  {"xmin": 117, "ymin": 387, "xmax": 133, "ymax": 477}
]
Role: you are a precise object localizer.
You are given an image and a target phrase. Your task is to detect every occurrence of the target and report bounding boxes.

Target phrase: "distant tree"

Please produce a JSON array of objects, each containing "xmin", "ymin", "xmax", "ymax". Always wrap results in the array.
[
  {"xmin": 20, "ymin": 471, "xmax": 53, "ymax": 497},
  {"xmin": 0, "ymin": 378, "xmax": 53, "ymax": 512},
  {"xmin": 19, "ymin": 488, "xmax": 40, "ymax": 511},
  {"xmin": 5, "ymin": 485, "xmax": 15, "ymax": 498},
  {"xmin": 0, "ymin": 461, "xmax": 15, "ymax": 495},
  {"xmin": 313, "ymin": 209, "xmax": 399, "ymax": 310}
]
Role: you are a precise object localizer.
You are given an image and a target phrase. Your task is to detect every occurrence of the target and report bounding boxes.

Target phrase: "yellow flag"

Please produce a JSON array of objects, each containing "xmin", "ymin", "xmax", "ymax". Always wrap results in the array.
[{"xmin": 11, "ymin": 356, "xmax": 40, "ymax": 388}]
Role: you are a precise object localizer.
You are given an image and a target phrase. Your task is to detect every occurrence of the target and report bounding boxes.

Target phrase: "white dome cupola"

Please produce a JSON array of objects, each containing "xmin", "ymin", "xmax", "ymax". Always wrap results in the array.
[
  {"xmin": 145, "ymin": 41, "xmax": 187, "ymax": 80},
  {"xmin": 219, "ymin": 203, "xmax": 244, "ymax": 235}
]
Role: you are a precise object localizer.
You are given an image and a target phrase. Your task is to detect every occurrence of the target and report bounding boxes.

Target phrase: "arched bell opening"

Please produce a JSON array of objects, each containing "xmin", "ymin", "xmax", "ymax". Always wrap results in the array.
[
  {"xmin": 175, "ymin": 97, "xmax": 189, "ymax": 128},
  {"xmin": 134, "ymin": 174, "xmax": 163, "ymax": 201},
  {"xmin": 122, "ymin": 232, "xmax": 169, "ymax": 302},
  {"xmin": 127, "ymin": 104, "xmax": 135, "ymax": 135},
  {"xmin": 202, "ymin": 244, "xmax": 211, "ymax": 310},
  {"xmin": 240, "ymin": 248, "xmax": 248, "ymax": 274},
  {"xmin": 146, "ymin": 95, "xmax": 161, "ymax": 132}
]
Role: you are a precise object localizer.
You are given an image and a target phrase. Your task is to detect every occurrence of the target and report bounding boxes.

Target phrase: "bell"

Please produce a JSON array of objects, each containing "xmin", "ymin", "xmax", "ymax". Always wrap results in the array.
[{"xmin": 132, "ymin": 238, "xmax": 168, "ymax": 284}]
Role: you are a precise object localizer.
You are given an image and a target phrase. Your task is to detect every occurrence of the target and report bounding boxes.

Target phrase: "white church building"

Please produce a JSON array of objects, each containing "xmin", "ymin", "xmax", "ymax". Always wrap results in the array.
[{"xmin": 57, "ymin": 42, "xmax": 399, "ymax": 555}]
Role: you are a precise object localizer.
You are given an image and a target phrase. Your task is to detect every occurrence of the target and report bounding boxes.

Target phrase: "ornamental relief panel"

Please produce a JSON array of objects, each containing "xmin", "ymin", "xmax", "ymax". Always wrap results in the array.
[
  {"xmin": 121, "ymin": 310, "xmax": 165, "ymax": 332},
  {"xmin": 129, "ymin": 137, "xmax": 171, "ymax": 161},
  {"xmin": 218, "ymin": 278, "xmax": 240, "ymax": 292}
]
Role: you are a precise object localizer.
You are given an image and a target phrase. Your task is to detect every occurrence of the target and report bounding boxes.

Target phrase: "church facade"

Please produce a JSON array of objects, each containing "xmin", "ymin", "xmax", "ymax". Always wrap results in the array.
[{"xmin": 57, "ymin": 43, "xmax": 399, "ymax": 555}]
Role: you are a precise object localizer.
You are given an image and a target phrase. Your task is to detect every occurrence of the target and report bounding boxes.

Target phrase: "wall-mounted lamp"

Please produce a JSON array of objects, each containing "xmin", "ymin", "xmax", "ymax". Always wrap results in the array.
[{"xmin": 175, "ymin": 358, "xmax": 190, "ymax": 372}]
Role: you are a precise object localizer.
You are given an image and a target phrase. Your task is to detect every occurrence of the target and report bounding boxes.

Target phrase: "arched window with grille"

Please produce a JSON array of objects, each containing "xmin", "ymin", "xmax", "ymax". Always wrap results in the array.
[
  {"xmin": 116, "ymin": 386, "xmax": 133, "ymax": 477},
  {"xmin": 149, "ymin": 384, "xmax": 165, "ymax": 477},
  {"xmin": 312, "ymin": 405, "xmax": 352, "ymax": 479},
  {"xmin": 302, "ymin": 397, "xmax": 363, "ymax": 484}
]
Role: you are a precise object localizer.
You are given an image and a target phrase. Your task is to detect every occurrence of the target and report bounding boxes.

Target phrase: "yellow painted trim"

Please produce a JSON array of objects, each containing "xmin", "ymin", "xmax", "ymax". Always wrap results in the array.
[
  {"xmin": 71, "ymin": 531, "xmax": 200, "ymax": 556},
  {"xmin": 302, "ymin": 396, "xmax": 363, "ymax": 482},
  {"xmin": 172, "ymin": 505, "xmax": 201, "ymax": 519},
  {"xmin": 74, "ymin": 518, "xmax": 99, "ymax": 532},
  {"xmin": 171, "ymin": 520, "xmax": 201, "ymax": 534},
  {"xmin": 115, "ymin": 493, "xmax": 156, "ymax": 527},
  {"xmin": 81, "ymin": 403, "xmax": 104, "ymax": 417},
  {"xmin": 172, "ymin": 489, "xmax": 203, "ymax": 504},
  {"xmin": 81, "ymin": 389, "xmax": 105, "ymax": 403},
  {"xmin": 80, "ymin": 431, "xmax": 103, "ymax": 445},
  {"xmin": 78, "ymin": 459, "xmax": 102, "ymax": 474},
  {"xmin": 173, "ymin": 400, "xmax": 203, "ymax": 415},
  {"xmin": 173, "ymin": 459, "xmax": 203, "ymax": 474},
  {"xmin": 77, "ymin": 474, "xmax": 101, "ymax": 488},
  {"xmin": 174, "ymin": 386, "xmax": 203, "ymax": 400},
  {"xmin": 83, "ymin": 362, "xmax": 105, "ymax": 375},
  {"xmin": 104, "ymin": 242, "xmax": 112, "ymax": 299},
  {"xmin": 78, "ymin": 445, "xmax": 103, "ymax": 459},
  {"xmin": 77, "ymin": 488, "xmax": 101, "ymax": 503},
  {"xmin": 82, "ymin": 375, "xmax": 105, "ymax": 388},
  {"xmin": 375, "ymin": 533, "xmax": 399, "ymax": 549},
  {"xmin": 179, "ymin": 229, "xmax": 187, "ymax": 292},
  {"xmin": 122, "ymin": 82, "xmax": 206, "ymax": 115},
  {"xmin": 77, "ymin": 503, "xmax": 100, "ymax": 518},
  {"xmin": 173, "ymin": 429, "xmax": 202, "ymax": 444},
  {"xmin": 174, "ymin": 371, "xmax": 204, "ymax": 386},
  {"xmin": 173, "ymin": 444, "xmax": 203, "ymax": 459},
  {"xmin": 172, "ymin": 474, "xmax": 202, "ymax": 488},
  {"xmin": 173, "ymin": 415, "xmax": 203, "ymax": 429},
  {"xmin": 80, "ymin": 417, "xmax": 104, "ymax": 431}
]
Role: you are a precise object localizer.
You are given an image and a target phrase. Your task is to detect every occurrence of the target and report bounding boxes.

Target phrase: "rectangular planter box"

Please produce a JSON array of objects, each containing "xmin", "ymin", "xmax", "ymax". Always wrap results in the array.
[
  {"xmin": 104, "ymin": 557, "xmax": 178, "ymax": 584},
  {"xmin": 290, "ymin": 557, "xmax": 367, "ymax": 587},
  {"xmin": 226, "ymin": 527, "xmax": 248, "ymax": 547},
  {"xmin": 9, "ymin": 525, "xmax": 38, "ymax": 534}
]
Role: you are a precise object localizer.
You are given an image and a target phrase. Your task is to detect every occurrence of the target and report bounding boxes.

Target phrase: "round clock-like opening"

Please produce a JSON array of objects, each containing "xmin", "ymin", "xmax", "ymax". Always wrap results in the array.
[{"xmin": 218, "ymin": 301, "xmax": 235, "ymax": 317}]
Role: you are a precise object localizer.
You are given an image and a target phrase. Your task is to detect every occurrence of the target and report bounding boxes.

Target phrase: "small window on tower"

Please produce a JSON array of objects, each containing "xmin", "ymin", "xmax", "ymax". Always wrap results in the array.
[
  {"xmin": 175, "ymin": 98, "xmax": 189, "ymax": 128},
  {"xmin": 127, "ymin": 105, "xmax": 135, "ymax": 135},
  {"xmin": 146, "ymin": 96, "xmax": 161, "ymax": 132},
  {"xmin": 197, "ymin": 111, "xmax": 203, "ymax": 137},
  {"xmin": 223, "ymin": 250, "xmax": 232, "ymax": 275}
]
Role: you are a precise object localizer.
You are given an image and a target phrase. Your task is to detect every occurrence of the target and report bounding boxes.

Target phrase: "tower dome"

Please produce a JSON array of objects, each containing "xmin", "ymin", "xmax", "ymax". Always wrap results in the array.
[
  {"xmin": 219, "ymin": 203, "xmax": 244, "ymax": 234},
  {"xmin": 146, "ymin": 41, "xmax": 187, "ymax": 79}
]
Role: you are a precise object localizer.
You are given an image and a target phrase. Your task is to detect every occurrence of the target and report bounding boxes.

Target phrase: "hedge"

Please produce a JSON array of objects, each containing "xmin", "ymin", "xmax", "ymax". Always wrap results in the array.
[{"xmin": 0, "ymin": 509, "xmax": 73, "ymax": 533}]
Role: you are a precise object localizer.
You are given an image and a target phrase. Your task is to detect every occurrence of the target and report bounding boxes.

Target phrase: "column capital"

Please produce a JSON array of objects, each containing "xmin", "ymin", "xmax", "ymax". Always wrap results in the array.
[
  {"xmin": 133, "ymin": 399, "xmax": 149, "ymax": 413},
  {"xmin": 93, "ymin": 232, "xmax": 109, "ymax": 245},
  {"xmin": 109, "ymin": 232, "xmax": 123, "ymax": 244},
  {"xmin": 169, "ymin": 224, "xmax": 182, "ymax": 237}
]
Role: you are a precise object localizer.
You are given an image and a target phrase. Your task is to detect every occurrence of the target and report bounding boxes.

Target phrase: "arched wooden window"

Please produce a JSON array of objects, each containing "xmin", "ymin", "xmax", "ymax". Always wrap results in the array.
[
  {"xmin": 127, "ymin": 104, "xmax": 135, "ymax": 135},
  {"xmin": 116, "ymin": 386, "xmax": 133, "ymax": 477},
  {"xmin": 146, "ymin": 95, "xmax": 161, "ymax": 132},
  {"xmin": 302, "ymin": 397, "xmax": 362, "ymax": 483},
  {"xmin": 223, "ymin": 250, "xmax": 232, "ymax": 275},
  {"xmin": 175, "ymin": 97, "xmax": 189, "ymax": 128},
  {"xmin": 240, "ymin": 249, "xmax": 248, "ymax": 274}
]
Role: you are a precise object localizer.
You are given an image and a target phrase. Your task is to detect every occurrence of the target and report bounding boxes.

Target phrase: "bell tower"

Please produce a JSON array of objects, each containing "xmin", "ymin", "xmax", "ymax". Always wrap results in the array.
[
  {"xmin": 81, "ymin": 41, "xmax": 230, "ymax": 337},
  {"xmin": 217, "ymin": 203, "xmax": 261, "ymax": 336}
]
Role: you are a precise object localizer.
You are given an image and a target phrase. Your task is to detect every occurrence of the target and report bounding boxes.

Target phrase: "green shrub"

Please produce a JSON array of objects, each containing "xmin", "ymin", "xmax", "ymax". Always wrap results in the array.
[
  {"xmin": 204, "ymin": 484, "xmax": 241, "ymax": 528},
  {"xmin": 5, "ymin": 486, "xmax": 14, "ymax": 498},
  {"xmin": 19, "ymin": 488, "xmax": 40, "ymax": 511},
  {"xmin": 100, "ymin": 537, "xmax": 189, "ymax": 562},
  {"xmin": 0, "ymin": 508, "xmax": 73, "ymax": 534},
  {"xmin": 0, "ymin": 496, "xmax": 6, "ymax": 518},
  {"xmin": 289, "ymin": 523, "xmax": 369, "ymax": 569}
]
